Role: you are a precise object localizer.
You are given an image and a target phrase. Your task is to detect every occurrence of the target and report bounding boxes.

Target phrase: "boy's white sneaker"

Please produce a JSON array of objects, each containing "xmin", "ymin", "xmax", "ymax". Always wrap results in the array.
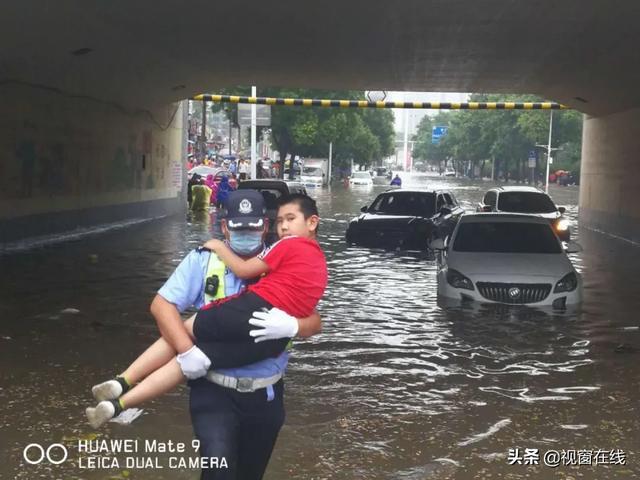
[
  {"xmin": 86, "ymin": 401, "xmax": 116, "ymax": 429},
  {"xmin": 92, "ymin": 380, "xmax": 123, "ymax": 401}
]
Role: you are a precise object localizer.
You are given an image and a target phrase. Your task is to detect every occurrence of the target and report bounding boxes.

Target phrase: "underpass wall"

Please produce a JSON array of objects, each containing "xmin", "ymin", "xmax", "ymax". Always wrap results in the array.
[
  {"xmin": 0, "ymin": 83, "xmax": 187, "ymax": 246},
  {"xmin": 580, "ymin": 107, "xmax": 640, "ymax": 243}
]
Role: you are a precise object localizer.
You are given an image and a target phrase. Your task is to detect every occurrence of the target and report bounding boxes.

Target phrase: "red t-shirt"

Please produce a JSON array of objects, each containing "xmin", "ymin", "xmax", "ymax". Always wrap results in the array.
[{"xmin": 248, "ymin": 236, "xmax": 327, "ymax": 318}]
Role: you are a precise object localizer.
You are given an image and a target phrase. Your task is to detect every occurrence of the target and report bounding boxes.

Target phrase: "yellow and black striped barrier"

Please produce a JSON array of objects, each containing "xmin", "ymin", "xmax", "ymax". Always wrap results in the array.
[{"xmin": 192, "ymin": 94, "xmax": 568, "ymax": 110}]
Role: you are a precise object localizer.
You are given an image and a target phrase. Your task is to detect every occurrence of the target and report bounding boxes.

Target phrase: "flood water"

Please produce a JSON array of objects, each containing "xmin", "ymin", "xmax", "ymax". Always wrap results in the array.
[{"xmin": 1, "ymin": 173, "xmax": 638, "ymax": 479}]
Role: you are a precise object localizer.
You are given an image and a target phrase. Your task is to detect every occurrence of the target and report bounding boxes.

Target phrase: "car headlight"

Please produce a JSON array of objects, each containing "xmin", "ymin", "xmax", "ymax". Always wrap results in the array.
[
  {"xmin": 555, "ymin": 219, "xmax": 570, "ymax": 231},
  {"xmin": 446, "ymin": 268, "xmax": 474, "ymax": 291},
  {"xmin": 554, "ymin": 272, "xmax": 578, "ymax": 293}
]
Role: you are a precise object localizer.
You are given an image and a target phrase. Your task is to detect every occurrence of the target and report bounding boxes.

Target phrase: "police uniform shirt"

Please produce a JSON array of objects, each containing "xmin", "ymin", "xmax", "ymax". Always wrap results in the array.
[{"xmin": 157, "ymin": 247, "xmax": 288, "ymax": 380}]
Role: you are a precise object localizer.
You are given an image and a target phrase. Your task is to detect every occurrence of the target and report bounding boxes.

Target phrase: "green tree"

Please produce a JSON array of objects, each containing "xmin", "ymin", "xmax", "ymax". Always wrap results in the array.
[
  {"xmin": 259, "ymin": 87, "xmax": 394, "ymax": 176},
  {"xmin": 411, "ymin": 93, "xmax": 583, "ymax": 181}
]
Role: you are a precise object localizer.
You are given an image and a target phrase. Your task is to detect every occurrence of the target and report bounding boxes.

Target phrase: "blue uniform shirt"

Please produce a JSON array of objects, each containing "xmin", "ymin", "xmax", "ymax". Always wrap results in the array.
[{"xmin": 158, "ymin": 248, "xmax": 289, "ymax": 379}]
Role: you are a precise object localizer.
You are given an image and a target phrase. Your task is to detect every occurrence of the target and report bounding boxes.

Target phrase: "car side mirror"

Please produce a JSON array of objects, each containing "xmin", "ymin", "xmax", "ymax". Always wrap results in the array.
[
  {"xmin": 429, "ymin": 238, "xmax": 445, "ymax": 250},
  {"xmin": 440, "ymin": 207, "xmax": 452, "ymax": 216},
  {"xmin": 564, "ymin": 242, "xmax": 583, "ymax": 253},
  {"xmin": 360, "ymin": 205, "xmax": 368, "ymax": 213},
  {"xmin": 558, "ymin": 206, "xmax": 566, "ymax": 214},
  {"xmin": 482, "ymin": 205, "xmax": 492, "ymax": 212}
]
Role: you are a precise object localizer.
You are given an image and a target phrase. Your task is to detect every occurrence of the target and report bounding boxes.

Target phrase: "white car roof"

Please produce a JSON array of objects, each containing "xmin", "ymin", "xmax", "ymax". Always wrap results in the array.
[
  {"xmin": 494, "ymin": 186, "xmax": 543, "ymax": 193},
  {"xmin": 459, "ymin": 213, "xmax": 550, "ymax": 224}
]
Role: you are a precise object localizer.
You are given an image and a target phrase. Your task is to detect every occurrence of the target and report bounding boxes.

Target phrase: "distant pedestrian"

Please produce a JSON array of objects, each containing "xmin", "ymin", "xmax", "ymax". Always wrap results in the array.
[
  {"xmin": 229, "ymin": 173, "xmax": 238, "ymax": 190},
  {"xmin": 390, "ymin": 174, "xmax": 402, "ymax": 187},
  {"xmin": 204, "ymin": 174, "xmax": 219, "ymax": 205},
  {"xmin": 187, "ymin": 173, "xmax": 203, "ymax": 207},
  {"xmin": 238, "ymin": 159, "xmax": 248, "ymax": 181},
  {"xmin": 216, "ymin": 175, "xmax": 233, "ymax": 208},
  {"xmin": 256, "ymin": 159, "xmax": 264, "ymax": 179}
]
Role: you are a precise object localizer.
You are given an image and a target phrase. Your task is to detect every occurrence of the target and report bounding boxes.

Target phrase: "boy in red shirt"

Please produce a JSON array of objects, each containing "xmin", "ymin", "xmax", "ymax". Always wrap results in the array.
[{"xmin": 86, "ymin": 194, "xmax": 327, "ymax": 428}]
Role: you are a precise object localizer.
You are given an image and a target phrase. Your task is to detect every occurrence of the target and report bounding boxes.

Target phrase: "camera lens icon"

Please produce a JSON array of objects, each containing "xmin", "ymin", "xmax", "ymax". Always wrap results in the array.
[{"xmin": 23, "ymin": 443, "xmax": 68, "ymax": 465}]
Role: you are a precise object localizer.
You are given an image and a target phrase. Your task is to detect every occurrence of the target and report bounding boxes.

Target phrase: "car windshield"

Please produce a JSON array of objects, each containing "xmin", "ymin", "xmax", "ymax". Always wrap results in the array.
[
  {"xmin": 352, "ymin": 172, "xmax": 370, "ymax": 179},
  {"xmin": 497, "ymin": 192, "xmax": 557, "ymax": 213},
  {"xmin": 369, "ymin": 192, "xmax": 435, "ymax": 216},
  {"xmin": 303, "ymin": 167, "xmax": 323, "ymax": 176},
  {"xmin": 452, "ymin": 222, "xmax": 562, "ymax": 253}
]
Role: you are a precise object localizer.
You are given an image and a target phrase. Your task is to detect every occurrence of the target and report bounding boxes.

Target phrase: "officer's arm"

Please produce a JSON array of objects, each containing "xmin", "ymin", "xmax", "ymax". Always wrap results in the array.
[
  {"xmin": 297, "ymin": 309, "xmax": 322, "ymax": 338},
  {"xmin": 151, "ymin": 295, "xmax": 193, "ymax": 354},
  {"xmin": 203, "ymin": 239, "xmax": 269, "ymax": 279}
]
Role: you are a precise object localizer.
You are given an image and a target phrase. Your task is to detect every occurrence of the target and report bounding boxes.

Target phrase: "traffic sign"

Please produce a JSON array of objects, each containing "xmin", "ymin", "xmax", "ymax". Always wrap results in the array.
[
  {"xmin": 238, "ymin": 104, "xmax": 271, "ymax": 126},
  {"xmin": 432, "ymin": 126, "xmax": 448, "ymax": 144},
  {"xmin": 528, "ymin": 150, "xmax": 537, "ymax": 168}
]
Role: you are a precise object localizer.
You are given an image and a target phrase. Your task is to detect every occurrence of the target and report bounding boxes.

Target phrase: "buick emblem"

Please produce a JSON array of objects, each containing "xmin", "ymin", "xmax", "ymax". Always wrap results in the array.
[{"xmin": 508, "ymin": 287, "xmax": 521, "ymax": 298}]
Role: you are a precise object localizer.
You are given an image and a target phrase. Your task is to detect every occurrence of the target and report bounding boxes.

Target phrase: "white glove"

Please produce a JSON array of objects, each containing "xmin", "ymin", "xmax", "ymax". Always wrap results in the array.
[
  {"xmin": 176, "ymin": 345, "xmax": 211, "ymax": 379},
  {"xmin": 248, "ymin": 308, "xmax": 299, "ymax": 343}
]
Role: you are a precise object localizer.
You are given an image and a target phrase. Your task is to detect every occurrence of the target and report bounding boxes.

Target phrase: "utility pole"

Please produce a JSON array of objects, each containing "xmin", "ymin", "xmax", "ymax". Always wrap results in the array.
[
  {"xmin": 251, "ymin": 85, "xmax": 257, "ymax": 180},
  {"xmin": 402, "ymin": 109, "xmax": 409, "ymax": 172},
  {"xmin": 545, "ymin": 110, "xmax": 553, "ymax": 193},
  {"xmin": 328, "ymin": 141, "xmax": 333, "ymax": 184},
  {"xmin": 226, "ymin": 106, "xmax": 232, "ymax": 158},
  {"xmin": 536, "ymin": 110, "xmax": 561, "ymax": 193},
  {"xmin": 201, "ymin": 98, "xmax": 207, "ymax": 160}
]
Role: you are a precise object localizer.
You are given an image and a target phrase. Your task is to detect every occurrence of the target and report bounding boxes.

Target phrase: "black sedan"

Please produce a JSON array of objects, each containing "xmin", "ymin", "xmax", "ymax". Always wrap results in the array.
[{"xmin": 346, "ymin": 189, "xmax": 464, "ymax": 250}]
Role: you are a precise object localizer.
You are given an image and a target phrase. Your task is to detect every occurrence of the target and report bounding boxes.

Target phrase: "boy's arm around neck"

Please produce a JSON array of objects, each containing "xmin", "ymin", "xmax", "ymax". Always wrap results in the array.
[{"xmin": 205, "ymin": 239, "xmax": 269, "ymax": 279}]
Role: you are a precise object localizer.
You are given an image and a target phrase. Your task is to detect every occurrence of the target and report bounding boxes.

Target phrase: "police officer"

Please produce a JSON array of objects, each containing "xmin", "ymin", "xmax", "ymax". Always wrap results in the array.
[{"xmin": 152, "ymin": 189, "xmax": 321, "ymax": 479}]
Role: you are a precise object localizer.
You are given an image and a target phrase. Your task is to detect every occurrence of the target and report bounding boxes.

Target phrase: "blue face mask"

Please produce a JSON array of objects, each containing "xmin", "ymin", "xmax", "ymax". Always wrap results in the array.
[{"xmin": 228, "ymin": 229, "xmax": 264, "ymax": 256}]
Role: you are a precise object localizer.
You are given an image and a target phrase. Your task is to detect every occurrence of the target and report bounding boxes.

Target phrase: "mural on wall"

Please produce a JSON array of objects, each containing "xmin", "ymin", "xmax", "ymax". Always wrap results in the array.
[
  {"xmin": 38, "ymin": 143, "xmax": 66, "ymax": 195},
  {"xmin": 2, "ymin": 97, "xmax": 183, "ymax": 208},
  {"xmin": 143, "ymin": 130, "xmax": 155, "ymax": 190},
  {"xmin": 16, "ymin": 139, "xmax": 36, "ymax": 198},
  {"xmin": 109, "ymin": 146, "xmax": 134, "ymax": 191}
]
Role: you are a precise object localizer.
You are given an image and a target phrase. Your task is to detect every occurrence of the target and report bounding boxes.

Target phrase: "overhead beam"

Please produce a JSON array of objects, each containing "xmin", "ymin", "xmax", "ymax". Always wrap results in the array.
[{"xmin": 193, "ymin": 94, "xmax": 568, "ymax": 110}]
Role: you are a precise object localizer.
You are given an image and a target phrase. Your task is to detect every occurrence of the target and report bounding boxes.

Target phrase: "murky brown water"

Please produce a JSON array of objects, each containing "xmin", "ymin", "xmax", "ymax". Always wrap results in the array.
[{"xmin": 1, "ymin": 173, "xmax": 638, "ymax": 479}]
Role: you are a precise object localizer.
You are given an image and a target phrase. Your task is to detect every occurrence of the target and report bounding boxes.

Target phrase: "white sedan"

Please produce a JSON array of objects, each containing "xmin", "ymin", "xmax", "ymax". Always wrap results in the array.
[
  {"xmin": 349, "ymin": 171, "xmax": 373, "ymax": 187},
  {"xmin": 433, "ymin": 213, "xmax": 582, "ymax": 309}
]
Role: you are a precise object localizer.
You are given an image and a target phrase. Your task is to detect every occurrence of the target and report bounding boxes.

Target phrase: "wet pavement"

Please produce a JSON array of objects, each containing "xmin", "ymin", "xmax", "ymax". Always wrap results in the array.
[{"xmin": 1, "ymin": 173, "xmax": 638, "ymax": 479}]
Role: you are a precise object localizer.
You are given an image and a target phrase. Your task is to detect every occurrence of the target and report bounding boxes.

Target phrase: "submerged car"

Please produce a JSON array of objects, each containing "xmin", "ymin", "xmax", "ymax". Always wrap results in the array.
[
  {"xmin": 349, "ymin": 171, "xmax": 374, "ymax": 187},
  {"xmin": 476, "ymin": 186, "xmax": 570, "ymax": 241},
  {"xmin": 434, "ymin": 213, "xmax": 582, "ymax": 309},
  {"xmin": 346, "ymin": 189, "xmax": 464, "ymax": 250},
  {"xmin": 187, "ymin": 165, "xmax": 230, "ymax": 182}
]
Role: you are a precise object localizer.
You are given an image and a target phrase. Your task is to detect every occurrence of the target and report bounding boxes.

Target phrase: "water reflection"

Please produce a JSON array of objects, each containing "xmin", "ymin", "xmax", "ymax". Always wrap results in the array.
[{"xmin": 1, "ymin": 174, "xmax": 638, "ymax": 479}]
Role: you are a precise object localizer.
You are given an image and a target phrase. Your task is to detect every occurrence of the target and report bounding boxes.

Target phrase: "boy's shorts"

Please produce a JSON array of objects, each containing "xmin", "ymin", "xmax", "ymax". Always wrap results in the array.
[{"xmin": 193, "ymin": 291, "xmax": 273, "ymax": 347}]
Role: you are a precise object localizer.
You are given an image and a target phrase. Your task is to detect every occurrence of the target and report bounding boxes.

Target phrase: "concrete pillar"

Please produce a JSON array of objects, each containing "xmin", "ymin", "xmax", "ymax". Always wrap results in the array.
[{"xmin": 580, "ymin": 108, "xmax": 640, "ymax": 243}]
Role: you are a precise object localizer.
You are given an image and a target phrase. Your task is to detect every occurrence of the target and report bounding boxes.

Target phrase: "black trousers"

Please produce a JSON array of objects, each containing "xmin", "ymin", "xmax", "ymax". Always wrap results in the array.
[
  {"xmin": 191, "ymin": 292, "xmax": 290, "ymax": 479},
  {"xmin": 193, "ymin": 292, "xmax": 290, "ymax": 368},
  {"xmin": 189, "ymin": 378, "xmax": 285, "ymax": 480}
]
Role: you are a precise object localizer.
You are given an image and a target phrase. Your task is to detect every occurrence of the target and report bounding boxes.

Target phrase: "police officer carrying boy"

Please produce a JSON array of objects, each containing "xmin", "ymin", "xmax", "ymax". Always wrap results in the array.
[{"xmin": 152, "ymin": 189, "xmax": 321, "ymax": 479}]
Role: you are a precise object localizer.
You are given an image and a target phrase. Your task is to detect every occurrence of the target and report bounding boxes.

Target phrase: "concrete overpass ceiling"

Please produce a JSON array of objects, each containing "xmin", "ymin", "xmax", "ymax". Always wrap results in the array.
[{"xmin": 2, "ymin": 1, "xmax": 639, "ymax": 116}]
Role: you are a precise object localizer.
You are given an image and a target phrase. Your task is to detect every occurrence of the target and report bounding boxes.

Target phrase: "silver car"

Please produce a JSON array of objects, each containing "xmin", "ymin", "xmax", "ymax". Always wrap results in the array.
[{"xmin": 433, "ymin": 213, "xmax": 582, "ymax": 309}]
